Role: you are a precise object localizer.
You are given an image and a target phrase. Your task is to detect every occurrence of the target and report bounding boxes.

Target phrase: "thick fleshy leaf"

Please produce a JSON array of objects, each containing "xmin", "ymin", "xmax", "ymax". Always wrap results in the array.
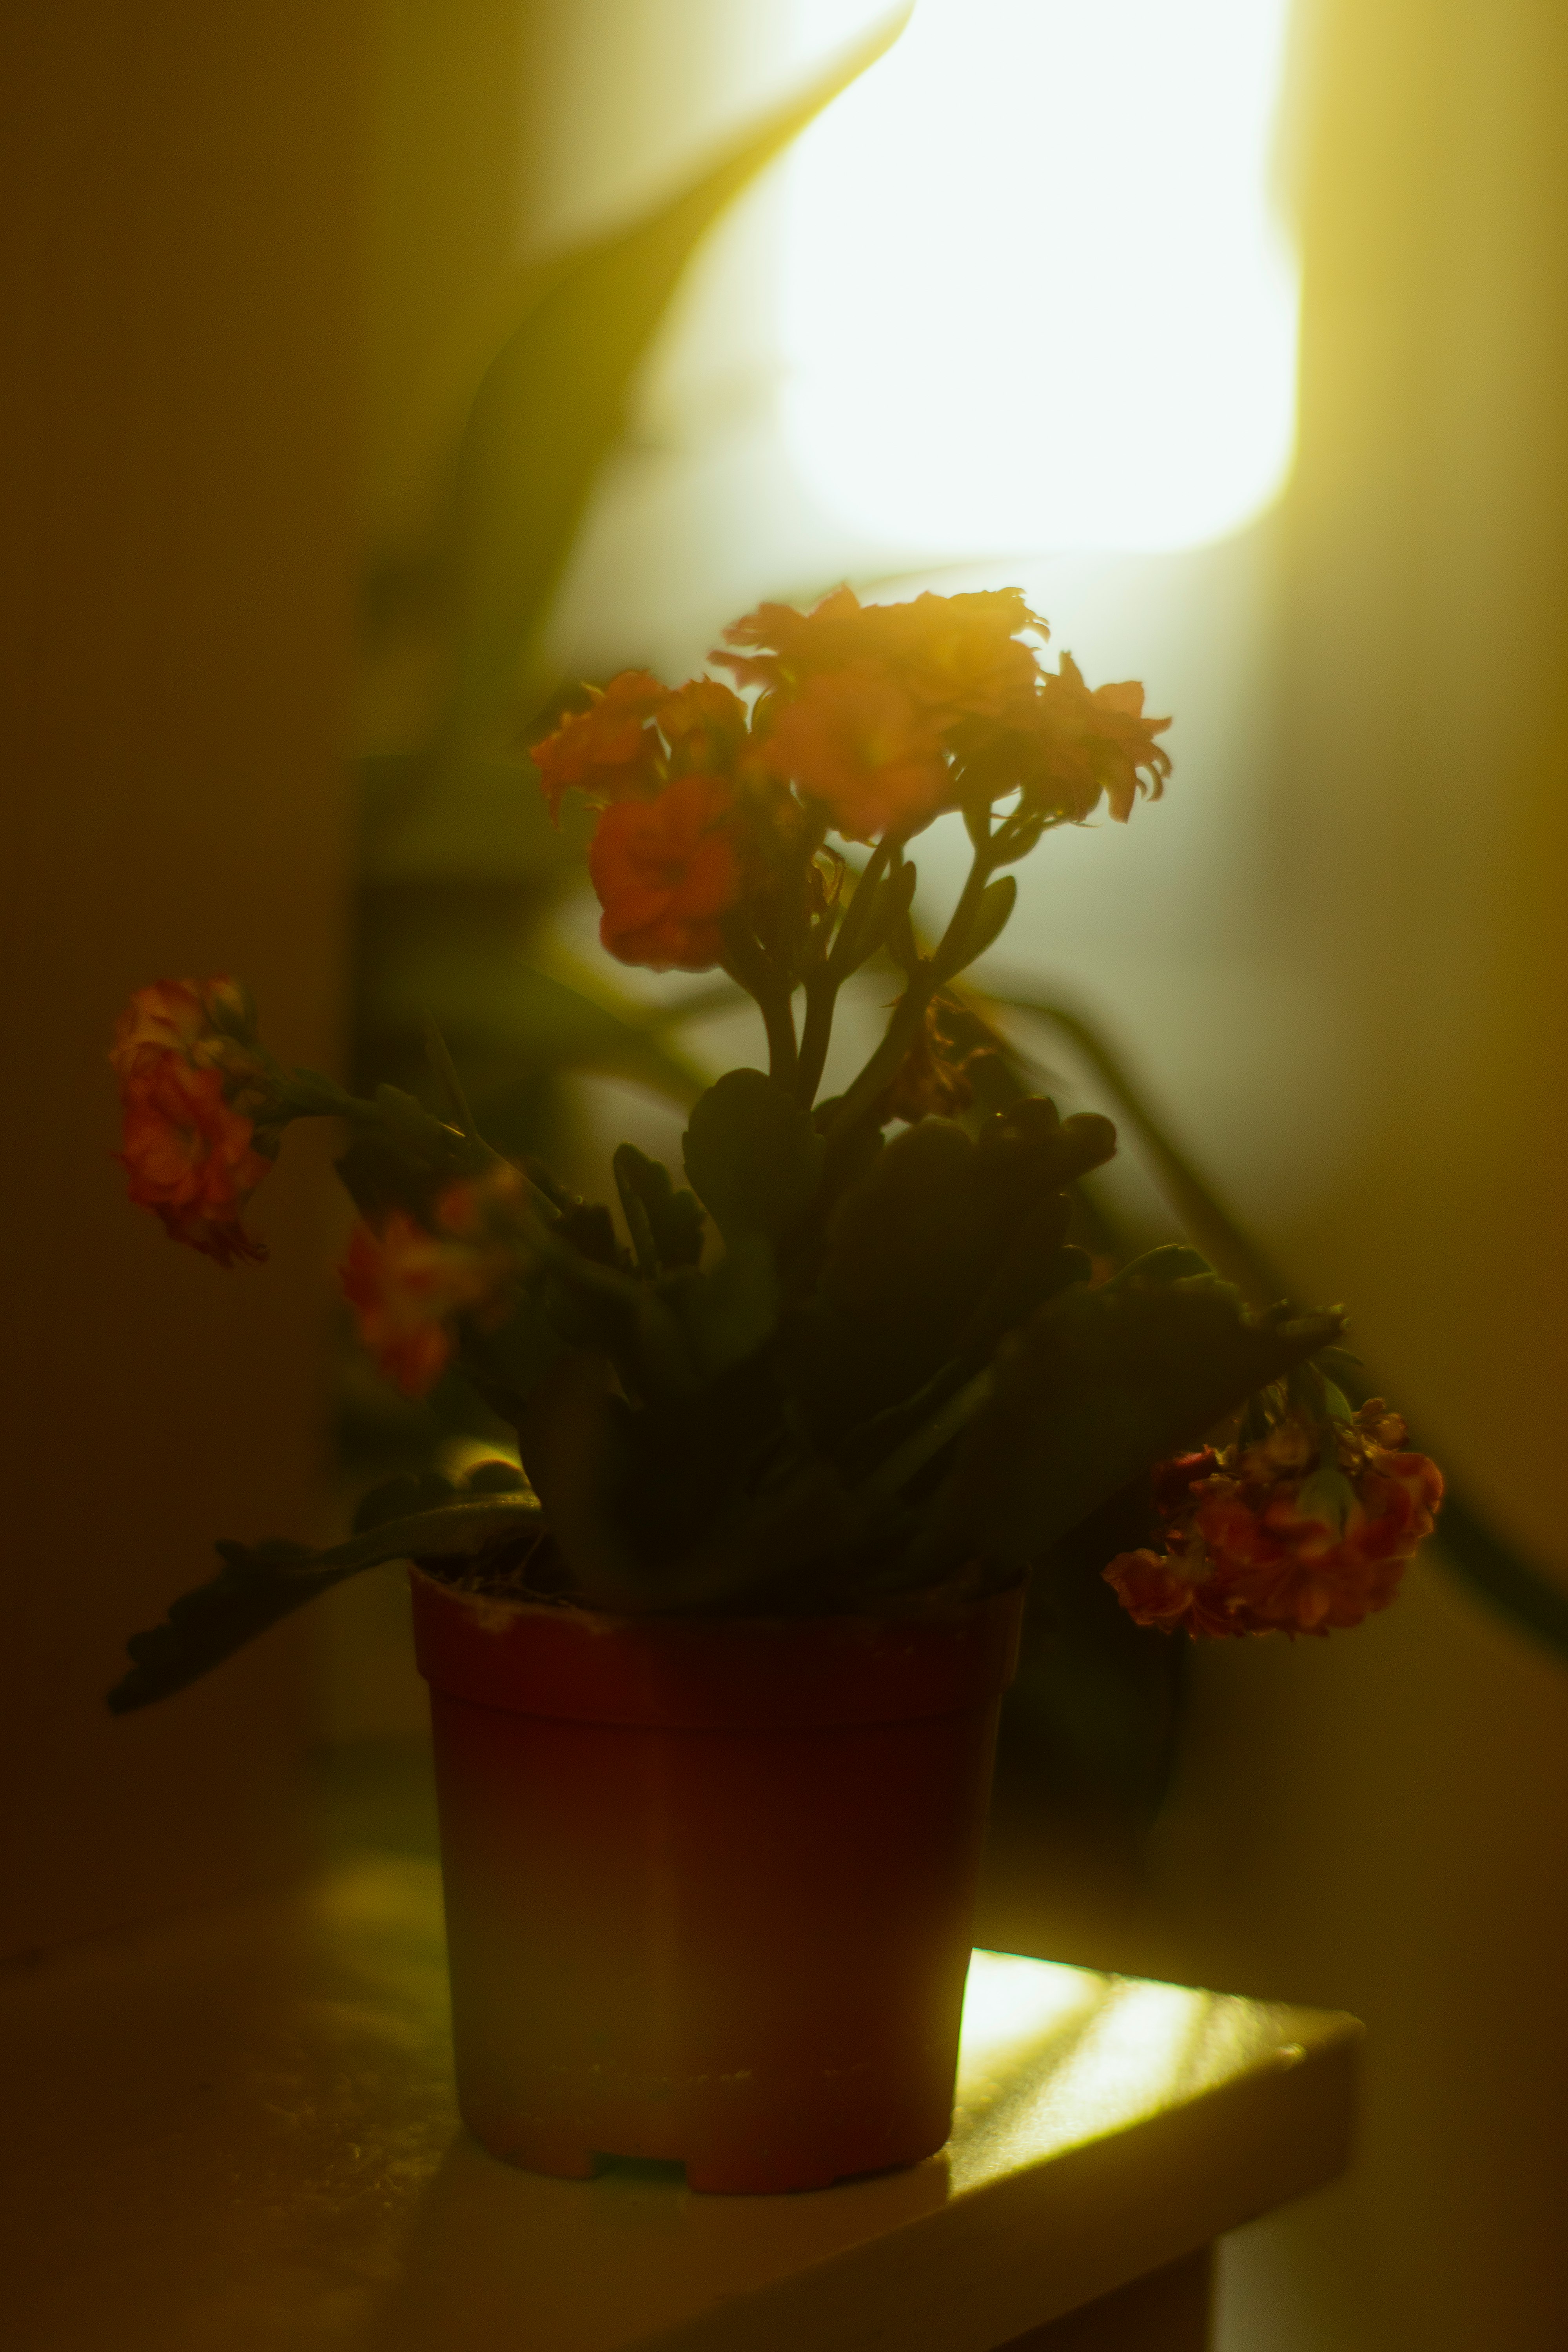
[
  {"xmin": 107, "ymin": 1493, "xmax": 543, "ymax": 1714},
  {"xmin": 683, "ymin": 1070, "xmax": 826, "ymax": 1244},
  {"xmin": 670, "ymin": 1234, "xmax": 779, "ymax": 1379},
  {"xmin": 932, "ymin": 1251, "xmax": 1344, "ymax": 1573},
  {"xmin": 361, "ymin": 935, "xmax": 713, "ymax": 1106},
  {"xmin": 810, "ymin": 1105, "xmax": 1114, "ymax": 1412},
  {"xmin": 457, "ymin": 1283, "xmax": 568, "ymax": 1418},
  {"xmin": 936, "ymin": 873, "xmax": 1017, "ymax": 982},
  {"xmin": 614, "ymin": 1143, "xmax": 706, "ymax": 1273}
]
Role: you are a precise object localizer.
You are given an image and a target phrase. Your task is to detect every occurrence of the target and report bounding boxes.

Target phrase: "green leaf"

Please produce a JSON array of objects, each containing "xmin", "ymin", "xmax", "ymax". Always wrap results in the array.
[
  {"xmin": 975, "ymin": 986, "xmax": 1292, "ymax": 1312},
  {"xmin": 333, "ymin": 1091, "xmax": 472, "ymax": 1225},
  {"xmin": 1306, "ymin": 1352, "xmax": 1568, "ymax": 1670},
  {"xmin": 465, "ymin": 1459, "xmax": 528, "ymax": 1493},
  {"xmin": 106, "ymin": 1494, "xmax": 544, "ymax": 1713},
  {"xmin": 836, "ymin": 859, "xmax": 918, "ymax": 977},
  {"xmin": 938, "ymin": 873, "xmax": 1016, "ymax": 981},
  {"xmin": 818, "ymin": 1118, "xmax": 987, "ymax": 1361},
  {"xmin": 682, "ymin": 1069, "xmax": 826, "ymax": 1245},
  {"xmin": 614, "ymin": 1143, "xmax": 706, "ymax": 1274},
  {"xmin": 819, "ymin": 1106, "xmax": 1105, "ymax": 1367},
  {"xmin": 955, "ymin": 1212, "xmax": 1092, "ymax": 1366},
  {"xmin": 361, "ymin": 941, "xmax": 713, "ymax": 1107},
  {"xmin": 513, "ymin": 1352, "xmax": 645, "ymax": 1609},
  {"xmin": 457, "ymin": 1281, "xmax": 568, "ymax": 1415},
  {"xmin": 1006, "ymin": 1488, "xmax": 1189, "ymax": 1826},
  {"xmin": 968, "ymin": 984, "xmax": 1568, "ymax": 1674},
  {"xmin": 1107, "ymin": 1241, "xmax": 1212, "ymax": 1288},
  {"xmin": 437, "ymin": 13, "xmax": 912, "ymax": 754},
  {"xmin": 352, "ymin": 1470, "xmax": 456, "ymax": 1533},
  {"xmin": 668, "ymin": 1234, "xmax": 780, "ymax": 1379},
  {"xmin": 934, "ymin": 1258, "xmax": 1344, "ymax": 1573},
  {"xmin": 357, "ymin": 751, "xmax": 575, "ymax": 888},
  {"xmin": 372, "ymin": 1083, "xmax": 466, "ymax": 1167}
]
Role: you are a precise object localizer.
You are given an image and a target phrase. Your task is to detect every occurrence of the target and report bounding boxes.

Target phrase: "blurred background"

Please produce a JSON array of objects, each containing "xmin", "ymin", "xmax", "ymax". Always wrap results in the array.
[{"xmin": 6, "ymin": 3, "xmax": 1568, "ymax": 2345}]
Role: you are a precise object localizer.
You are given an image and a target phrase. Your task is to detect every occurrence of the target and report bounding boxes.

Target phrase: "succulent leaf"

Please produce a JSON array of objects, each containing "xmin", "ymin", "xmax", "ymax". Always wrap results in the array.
[
  {"xmin": 682, "ymin": 1070, "xmax": 826, "ymax": 1245},
  {"xmin": 933, "ymin": 1257, "xmax": 1345, "ymax": 1573},
  {"xmin": 107, "ymin": 1492, "xmax": 544, "ymax": 1714}
]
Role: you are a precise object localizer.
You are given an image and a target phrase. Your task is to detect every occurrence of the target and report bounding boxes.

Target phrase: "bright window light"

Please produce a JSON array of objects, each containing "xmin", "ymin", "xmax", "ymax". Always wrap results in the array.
[{"xmin": 781, "ymin": 0, "xmax": 1299, "ymax": 554}]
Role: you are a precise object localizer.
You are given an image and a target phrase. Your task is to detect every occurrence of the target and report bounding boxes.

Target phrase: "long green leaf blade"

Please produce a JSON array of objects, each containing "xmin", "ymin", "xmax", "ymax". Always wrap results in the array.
[{"xmin": 441, "ymin": 11, "xmax": 912, "ymax": 754}]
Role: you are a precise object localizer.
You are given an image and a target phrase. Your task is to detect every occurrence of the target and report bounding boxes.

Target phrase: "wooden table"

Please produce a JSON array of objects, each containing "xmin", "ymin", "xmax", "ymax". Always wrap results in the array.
[{"xmin": 0, "ymin": 1853, "xmax": 1357, "ymax": 2351}]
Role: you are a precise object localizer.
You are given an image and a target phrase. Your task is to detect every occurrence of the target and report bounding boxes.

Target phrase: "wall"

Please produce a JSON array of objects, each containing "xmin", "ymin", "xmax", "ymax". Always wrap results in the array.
[
  {"xmin": 1163, "ymin": 4, "xmax": 1568, "ymax": 2345},
  {"xmin": 49, "ymin": 3, "xmax": 1556, "ymax": 2337},
  {"xmin": 0, "ymin": 2, "xmax": 363, "ymax": 1957}
]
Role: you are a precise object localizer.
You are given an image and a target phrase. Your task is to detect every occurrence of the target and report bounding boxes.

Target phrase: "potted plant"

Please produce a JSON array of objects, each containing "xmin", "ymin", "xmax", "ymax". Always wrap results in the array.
[{"xmin": 107, "ymin": 587, "xmax": 1442, "ymax": 2192}]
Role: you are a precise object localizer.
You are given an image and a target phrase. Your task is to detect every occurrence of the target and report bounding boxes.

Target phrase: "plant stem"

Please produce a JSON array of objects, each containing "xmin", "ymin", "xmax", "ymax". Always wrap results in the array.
[
  {"xmin": 830, "ymin": 839, "xmax": 891, "ymax": 971},
  {"xmin": 856, "ymin": 1365, "xmax": 995, "ymax": 1507},
  {"xmin": 720, "ymin": 914, "xmax": 799, "ymax": 1089},
  {"xmin": 794, "ymin": 971, "xmax": 837, "ymax": 1108},
  {"xmin": 929, "ymin": 835, "xmax": 999, "ymax": 984},
  {"xmin": 793, "ymin": 844, "xmax": 893, "ymax": 1108},
  {"xmin": 422, "ymin": 1013, "xmax": 479, "ymax": 1139},
  {"xmin": 824, "ymin": 833, "xmax": 998, "ymax": 1145},
  {"xmin": 825, "ymin": 980, "xmax": 926, "ymax": 1140}
]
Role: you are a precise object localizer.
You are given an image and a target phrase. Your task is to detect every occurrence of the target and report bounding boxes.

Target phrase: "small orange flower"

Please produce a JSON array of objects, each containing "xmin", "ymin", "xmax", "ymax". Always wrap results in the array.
[
  {"xmin": 111, "ymin": 976, "xmax": 256, "ymax": 1087},
  {"xmin": 531, "ymin": 671, "xmax": 666, "ymax": 821},
  {"xmin": 653, "ymin": 677, "xmax": 750, "ymax": 773},
  {"xmin": 117, "ymin": 1055, "xmax": 272, "ymax": 1266},
  {"xmin": 532, "ymin": 673, "xmax": 752, "ymax": 824},
  {"xmin": 759, "ymin": 667, "xmax": 949, "ymax": 842},
  {"xmin": 865, "ymin": 590, "xmax": 1044, "ymax": 724},
  {"xmin": 1105, "ymin": 1408, "xmax": 1443, "ymax": 1639},
  {"xmin": 340, "ymin": 1206, "xmax": 510, "ymax": 1398},
  {"xmin": 717, "ymin": 585, "xmax": 1044, "ymax": 723},
  {"xmin": 715, "ymin": 585, "xmax": 867, "ymax": 693},
  {"xmin": 588, "ymin": 772, "xmax": 742, "ymax": 970},
  {"xmin": 1014, "ymin": 653, "xmax": 1172, "ymax": 824}
]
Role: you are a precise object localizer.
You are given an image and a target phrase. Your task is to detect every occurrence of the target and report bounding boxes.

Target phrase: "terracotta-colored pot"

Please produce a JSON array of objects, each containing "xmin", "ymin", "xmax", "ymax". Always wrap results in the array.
[{"xmin": 411, "ymin": 1568, "xmax": 1023, "ymax": 2193}]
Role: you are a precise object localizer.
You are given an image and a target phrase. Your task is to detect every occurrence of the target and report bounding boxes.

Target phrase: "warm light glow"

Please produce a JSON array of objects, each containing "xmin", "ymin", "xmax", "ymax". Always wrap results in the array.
[
  {"xmin": 959, "ymin": 1948, "xmax": 1099, "ymax": 2073},
  {"xmin": 954, "ymin": 1956, "xmax": 1279, "ymax": 2185},
  {"xmin": 782, "ymin": 0, "xmax": 1299, "ymax": 553}
]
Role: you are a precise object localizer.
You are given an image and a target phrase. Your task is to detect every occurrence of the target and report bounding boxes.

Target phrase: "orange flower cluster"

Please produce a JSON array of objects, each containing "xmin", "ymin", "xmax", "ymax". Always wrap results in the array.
[
  {"xmin": 1105, "ymin": 1403, "xmax": 1444, "ymax": 1639},
  {"xmin": 589, "ymin": 775, "xmax": 742, "ymax": 971},
  {"xmin": 533, "ymin": 673, "xmax": 748, "ymax": 823},
  {"xmin": 111, "ymin": 978, "xmax": 273, "ymax": 1266},
  {"xmin": 719, "ymin": 586, "xmax": 1046, "ymax": 845},
  {"xmin": 533, "ymin": 675, "xmax": 751, "ymax": 971},
  {"xmin": 531, "ymin": 589, "xmax": 1171, "ymax": 972},
  {"xmin": 717, "ymin": 586, "xmax": 1043, "ymax": 719},
  {"xmin": 1018, "ymin": 653, "xmax": 1174, "ymax": 827},
  {"xmin": 339, "ymin": 1165, "xmax": 526, "ymax": 1397},
  {"xmin": 720, "ymin": 587, "xmax": 1170, "ymax": 841}
]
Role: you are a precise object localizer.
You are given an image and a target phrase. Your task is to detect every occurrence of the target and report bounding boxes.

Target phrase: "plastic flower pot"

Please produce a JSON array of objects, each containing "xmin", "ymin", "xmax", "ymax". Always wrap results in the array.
[{"xmin": 411, "ymin": 1567, "xmax": 1024, "ymax": 2193}]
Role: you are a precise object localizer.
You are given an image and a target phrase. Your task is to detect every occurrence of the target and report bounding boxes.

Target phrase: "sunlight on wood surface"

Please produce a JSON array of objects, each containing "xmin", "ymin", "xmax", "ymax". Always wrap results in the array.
[{"xmin": 0, "ymin": 1855, "xmax": 1354, "ymax": 2350}]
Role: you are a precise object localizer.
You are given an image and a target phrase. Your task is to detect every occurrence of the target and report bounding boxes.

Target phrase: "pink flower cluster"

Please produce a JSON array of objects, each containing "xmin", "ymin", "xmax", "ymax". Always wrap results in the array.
[{"xmin": 1105, "ymin": 1403, "xmax": 1444, "ymax": 1639}]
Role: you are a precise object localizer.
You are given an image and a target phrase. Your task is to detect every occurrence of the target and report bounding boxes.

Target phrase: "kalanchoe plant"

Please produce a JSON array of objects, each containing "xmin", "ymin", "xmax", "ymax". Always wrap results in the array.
[{"xmin": 107, "ymin": 589, "xmax": 1441, "ymax": 1712}]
